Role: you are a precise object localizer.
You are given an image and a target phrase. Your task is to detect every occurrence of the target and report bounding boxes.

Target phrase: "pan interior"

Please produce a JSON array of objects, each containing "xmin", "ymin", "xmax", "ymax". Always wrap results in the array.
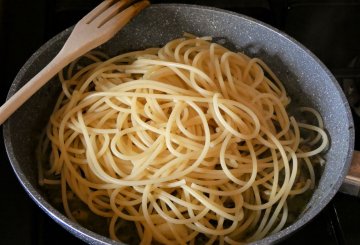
[{"xmin": 3, "ymin": 4, "xmax": 354, "ymax": 245}]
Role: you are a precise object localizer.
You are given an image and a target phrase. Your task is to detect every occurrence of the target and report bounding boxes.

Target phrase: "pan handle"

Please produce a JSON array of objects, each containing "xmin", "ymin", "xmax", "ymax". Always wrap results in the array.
[{"xmin": 340, "ymin": 150, "xmax": 360, "ymax": 197}]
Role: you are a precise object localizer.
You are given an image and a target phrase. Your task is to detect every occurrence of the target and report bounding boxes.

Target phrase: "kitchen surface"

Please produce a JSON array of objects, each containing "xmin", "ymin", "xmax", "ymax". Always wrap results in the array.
[{"xmin": 0, "ymin": 0, "xmax": 360, "ymax": 244}]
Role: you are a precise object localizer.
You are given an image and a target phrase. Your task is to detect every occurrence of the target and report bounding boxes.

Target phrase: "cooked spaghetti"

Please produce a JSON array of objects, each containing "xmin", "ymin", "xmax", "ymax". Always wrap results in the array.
[{"xmin": 39, "ymin": 35, "xmax": 328, "ymax": 244}]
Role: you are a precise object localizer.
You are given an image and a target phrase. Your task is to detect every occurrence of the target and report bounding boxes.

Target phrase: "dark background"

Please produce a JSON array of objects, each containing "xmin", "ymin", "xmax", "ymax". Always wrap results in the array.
[{"xmin": 0, "ymin": 0, "xmax": 360, "ymax": 244}]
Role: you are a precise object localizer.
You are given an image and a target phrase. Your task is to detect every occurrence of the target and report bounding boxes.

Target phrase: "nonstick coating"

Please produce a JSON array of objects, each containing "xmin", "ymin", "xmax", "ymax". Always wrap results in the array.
[{"xmin": 3, "ymin": 4, "xmax": 354, "ymax": 245}]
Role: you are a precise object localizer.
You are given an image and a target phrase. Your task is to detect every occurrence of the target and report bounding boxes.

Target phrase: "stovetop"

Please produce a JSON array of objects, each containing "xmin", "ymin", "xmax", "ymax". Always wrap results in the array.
[{"xmin": 1, "ymin": 0, "xmax": 360, "ymax": 244}]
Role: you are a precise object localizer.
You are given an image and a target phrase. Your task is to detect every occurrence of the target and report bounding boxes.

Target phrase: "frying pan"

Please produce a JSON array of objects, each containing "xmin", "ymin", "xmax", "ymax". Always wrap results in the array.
[{"xmin": 2, "ymin": 4, "xmax": 354, "ymax": 244}]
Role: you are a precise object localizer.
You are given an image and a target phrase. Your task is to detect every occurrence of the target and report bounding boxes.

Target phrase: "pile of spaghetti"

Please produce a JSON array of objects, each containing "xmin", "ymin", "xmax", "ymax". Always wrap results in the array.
[{"xmin": 39, "ymin": 35, "xmax": 328, "ymax": 244}]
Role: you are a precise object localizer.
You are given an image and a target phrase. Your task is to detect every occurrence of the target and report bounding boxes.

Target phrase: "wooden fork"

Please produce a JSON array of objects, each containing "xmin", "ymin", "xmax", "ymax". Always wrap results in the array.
[{"xmin": 0, "ymin": 0, "xmax": 149, "ymax": 125}]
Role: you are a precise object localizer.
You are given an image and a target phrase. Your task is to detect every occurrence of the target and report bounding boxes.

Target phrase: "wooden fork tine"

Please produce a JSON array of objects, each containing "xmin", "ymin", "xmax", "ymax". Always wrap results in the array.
[
  {"xmin": 81, "ymin": 0, "xmax": 114, "ymax": 24},
  {"xmin": 91, "ymin": 0, "xmax": 135, "ymax": 27},
  {"xmin": 102, "ymin": 0, "xmax": 150, "ymax": 30}
]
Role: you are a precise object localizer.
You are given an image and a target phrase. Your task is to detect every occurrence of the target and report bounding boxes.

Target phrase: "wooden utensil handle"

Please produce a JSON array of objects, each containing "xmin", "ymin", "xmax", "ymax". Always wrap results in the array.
[{"xmin": 0, "ymin": 51, "xmax": 72, "ymax": 125}]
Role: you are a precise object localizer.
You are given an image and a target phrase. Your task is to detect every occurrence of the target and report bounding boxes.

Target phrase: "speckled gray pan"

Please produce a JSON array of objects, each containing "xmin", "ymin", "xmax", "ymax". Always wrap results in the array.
[{"xmin": 3, "ymin": 4, "xmax": 354, "ymax": 245}]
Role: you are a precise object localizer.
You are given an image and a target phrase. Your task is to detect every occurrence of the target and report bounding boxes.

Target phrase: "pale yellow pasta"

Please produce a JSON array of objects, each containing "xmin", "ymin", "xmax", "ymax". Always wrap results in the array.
[{"xmin": 39, "ymin": 36, "xmax": 328, "ymax": 244}]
